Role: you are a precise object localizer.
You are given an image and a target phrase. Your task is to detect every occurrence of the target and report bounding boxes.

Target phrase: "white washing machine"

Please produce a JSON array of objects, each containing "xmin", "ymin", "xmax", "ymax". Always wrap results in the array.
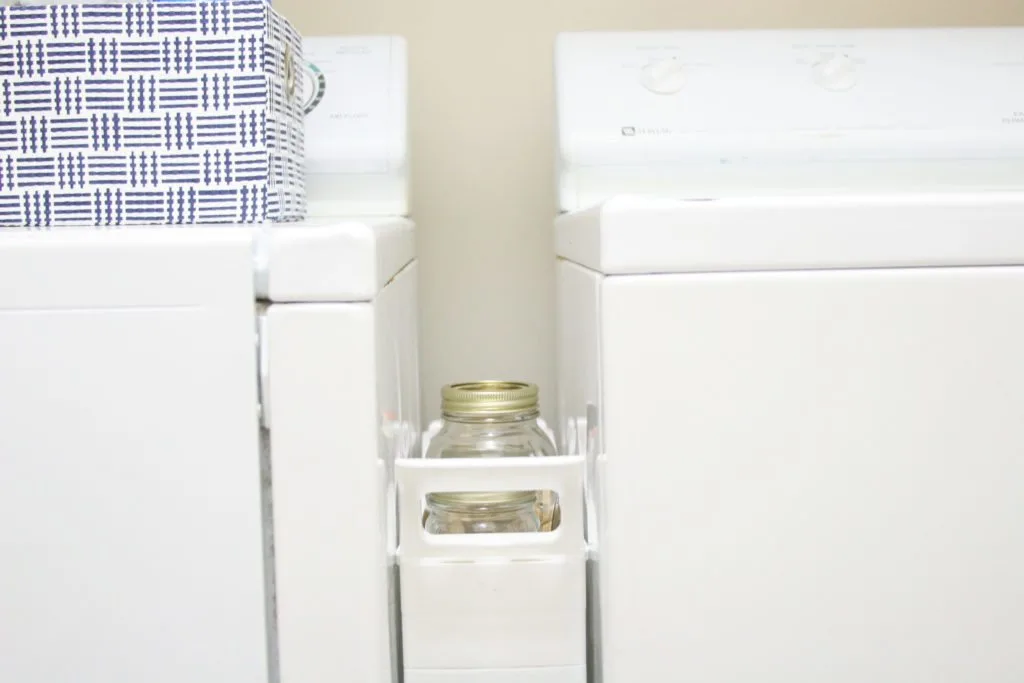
[
  {"xmin": 555, "ymin": 29, "xmax": 1024, "ymax": 683},
  {"xmin": 0, "ymin": 36, "xmax": 414, "ymax": 683}
]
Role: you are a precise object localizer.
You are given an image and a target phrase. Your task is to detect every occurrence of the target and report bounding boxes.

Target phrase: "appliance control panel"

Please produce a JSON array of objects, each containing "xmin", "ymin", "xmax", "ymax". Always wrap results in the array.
[
  {"xmin": 303, "ymin": 36, "xmax": 407, "ymax": 176},
  {"xmin": 556, "ymin": 28, "xmax": 1024, "ymax": 166}
]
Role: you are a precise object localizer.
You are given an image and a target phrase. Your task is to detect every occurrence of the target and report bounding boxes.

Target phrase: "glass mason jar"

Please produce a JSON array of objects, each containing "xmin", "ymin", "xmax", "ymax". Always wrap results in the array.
[
  {"xmin": 424, "ymin": 381, "xmax": 559, "ymax": 533},
  {"xmin": 425, "ymin": 492, "xmax": 541, "ymax": 534}
]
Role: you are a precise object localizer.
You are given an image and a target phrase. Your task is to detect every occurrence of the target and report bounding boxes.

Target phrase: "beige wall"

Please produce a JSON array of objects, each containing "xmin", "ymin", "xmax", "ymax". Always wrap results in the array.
[{"xmin": 276, "ymin": 0, "xmax": 1024, "ymax": 423}]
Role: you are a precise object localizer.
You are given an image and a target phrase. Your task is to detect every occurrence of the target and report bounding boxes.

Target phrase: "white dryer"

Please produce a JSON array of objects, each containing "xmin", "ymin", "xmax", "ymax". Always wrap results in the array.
[
  {"xmin": 0, "ymin": 36, "xmax": 415, "ymax": 683},
  {"xmin": 555, "ymin": 29, "xmax": 1024, "ymax": 683}
]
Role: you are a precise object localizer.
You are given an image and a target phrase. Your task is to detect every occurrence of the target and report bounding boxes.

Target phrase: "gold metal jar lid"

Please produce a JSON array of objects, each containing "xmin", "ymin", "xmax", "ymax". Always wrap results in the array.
[
  {"xmin": 429, "ymin": 490, "xmax": 537, "ymax": 508},
  {"xmin": 441, "ymin": 381, "xmax": 539, "ymax": 418}
]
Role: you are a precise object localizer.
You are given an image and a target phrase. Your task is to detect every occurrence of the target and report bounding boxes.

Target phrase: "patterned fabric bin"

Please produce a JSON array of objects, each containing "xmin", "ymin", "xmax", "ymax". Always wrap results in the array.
[{"xmin": 0, "ymin": 1, "xmax": 304, "ymax": 227}]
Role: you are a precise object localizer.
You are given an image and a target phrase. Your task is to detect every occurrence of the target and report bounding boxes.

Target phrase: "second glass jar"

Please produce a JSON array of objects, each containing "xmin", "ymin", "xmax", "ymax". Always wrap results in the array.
[{"xmin": 423, "ymin": 381, "xmax": 559, "ymax": 533}]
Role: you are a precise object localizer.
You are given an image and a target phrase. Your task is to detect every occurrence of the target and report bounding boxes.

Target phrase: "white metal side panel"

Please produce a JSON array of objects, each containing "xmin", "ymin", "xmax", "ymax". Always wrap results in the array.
[
  {"xmin": 374, "ymin": 260, "xmax": 421, "ymax": 683},
  {"xmin": 556, "ymin": 259, "xmax": 603, "ymax": 459},
  {"xmin": 268, "ymin": 258, "xmax": 420, "ymax": 683},
  {"xmin": 556, "ymin": 259, "xmax": 606, "ymax": 683},
  {"xmin": 266, "ymin": 301, "xmax": 385, "ymax": 683},
  {"xmin": 0, "ymin": 230, "xmax": 267, "ymax": 683},
  {"xmin": 374, "ymin": 261, "xmax": 421, "ymax": 502},
  {"xmin": 599, "ymin": 267, "xmax": 1024, "ymax": 683},
  {"xmin": 374, "ymin": 261, "xmax": 420, "ymax": 467},
  {"xmin": 556, "ymin": 260, "xmax": 606, "ymax": 551}
]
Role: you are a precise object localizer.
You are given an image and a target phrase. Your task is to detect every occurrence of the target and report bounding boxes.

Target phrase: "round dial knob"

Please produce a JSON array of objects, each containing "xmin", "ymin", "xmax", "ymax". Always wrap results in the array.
[
  {"xmin": 640, "ymin": 57, "xmax": 686, "ymax": 95},
  {"xmin": 812, "ymin": 54, "xmax": 858, "ymax": 91}
]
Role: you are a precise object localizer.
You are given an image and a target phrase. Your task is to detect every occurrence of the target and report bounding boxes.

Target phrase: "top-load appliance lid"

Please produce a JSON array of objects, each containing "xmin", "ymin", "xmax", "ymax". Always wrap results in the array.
[
  {"xmin": 303, "ymin": 36, "xmax": 408, "ymax": 217},
  {"xmin": 555, "ymin": 28, "xmax": 1024, "ymax": 212},
  {"xmin": 30, "ymin": 217, "xmax": 415, "ymax": 303},
  {"xmin": 555, "ymin": 194, "xmax": 1024, "ymax": 274},
  {"xmin": 253, "ymin": 217, "xmax": 414, "ymax": 302}
]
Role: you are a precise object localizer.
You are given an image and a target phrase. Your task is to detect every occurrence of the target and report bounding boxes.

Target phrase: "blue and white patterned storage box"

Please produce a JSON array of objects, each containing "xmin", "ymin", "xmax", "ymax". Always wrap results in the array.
[{"xmin": 0, "ymin": 1, "xmax": 304, "ymax": 227}]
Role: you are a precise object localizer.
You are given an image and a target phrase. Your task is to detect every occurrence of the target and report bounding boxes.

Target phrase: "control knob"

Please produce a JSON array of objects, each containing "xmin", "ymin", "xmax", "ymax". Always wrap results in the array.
[
  {"xmin": 812, "ymin": 53, "xmax": 858, "ymax": 91},
  {"xmin": 640, "ymin": 57, "xmax": 686, "ymax": 95}
]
